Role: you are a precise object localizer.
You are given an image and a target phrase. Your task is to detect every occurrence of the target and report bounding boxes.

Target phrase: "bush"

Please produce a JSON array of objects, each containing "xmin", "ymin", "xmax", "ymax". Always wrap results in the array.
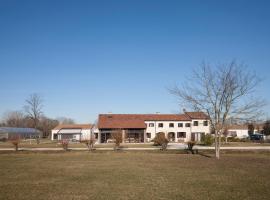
[
  {"xmin": 201, "ymin": 134, "xmax": 214, "ymax": 146},
  {"xmin": 153, "ymin": 132, "xmax": 169, "ymax": 150},
  {"xmin": 80, "ymin": 136, "xmax": 96, "ymax": 151},
  {"xmin": 61, "ymin": 139, "xmax": 69, "ymax": 151},
  {"xmin": 9, "ymin": 135, "xmax": 21, "ymax": 151},
  {"xmin": 111, "ymin": 129, "xmax": 123, "ymax": 150},
  {"xmin": 186, "ymin": 141, "xmax": 197, "ymax": 154},
  {"xmin": 227, "ymin": 137, "xmax": 241, "ymax": 142}
]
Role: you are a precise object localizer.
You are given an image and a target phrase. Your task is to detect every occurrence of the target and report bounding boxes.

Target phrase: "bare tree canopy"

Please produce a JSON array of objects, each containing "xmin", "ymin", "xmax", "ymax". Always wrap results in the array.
[
  {"xmin": 57, "ymin": 117, "xmax": 75, "ymax": 125},
  {"xmin": 24, "ymin": 93, "xmax": 43, "ymax": 129},
  {"xmin": 169, "ymin": 61, "xmax": 265, "ymax": 159},
  {"xmin": 3, "ymin": 110, "xmax": 26, "ymax": 127}
]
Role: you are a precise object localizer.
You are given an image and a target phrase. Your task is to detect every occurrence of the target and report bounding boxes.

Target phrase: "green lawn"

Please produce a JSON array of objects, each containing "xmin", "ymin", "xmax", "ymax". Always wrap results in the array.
[{"xmin": 0, "ymin": 151, "xmax": 270, "ymax": 200}]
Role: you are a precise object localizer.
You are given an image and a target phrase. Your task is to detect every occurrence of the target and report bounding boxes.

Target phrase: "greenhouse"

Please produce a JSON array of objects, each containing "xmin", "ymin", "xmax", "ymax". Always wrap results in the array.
[{"xmin": 0, "ymin": 127, "xmax": 42, "ymax": 140}]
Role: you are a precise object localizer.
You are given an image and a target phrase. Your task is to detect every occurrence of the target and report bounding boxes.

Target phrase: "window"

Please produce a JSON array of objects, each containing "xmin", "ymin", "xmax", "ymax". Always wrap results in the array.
[
  {"xmin": 203, "ymin": 121, "xmax": 208, "ymax": 126},
  {"xmin": 94, "ymin": 133, "xmax": 98, "ymax": 139},
  {"xmin": 178, "ymin": 123, "xmax": 183, "ymax": 127},
  {"xmin": 177, "ymin": 132, "xmax": 186, "ymax": 138},
  {"xmin": 169, "ymin": 123, "xmax": 174, "ymax": 128},
  {"xmin": 146, "ymin": 133, "xmax": 151, "ymax": 138},
  {"xmin": 185, "ymin": 123, "xmax": 190, "ymax": 127},
  {"xmin": 193, "ymin": 121, "xmax": 199, "ymax": 126},
  {"xmin": 149, "ymin": 123, "xmax": 154, "ymax": 127},
  {"xmin": 158, "ymin": 123, "xmax": 163, "ymax": 128}
]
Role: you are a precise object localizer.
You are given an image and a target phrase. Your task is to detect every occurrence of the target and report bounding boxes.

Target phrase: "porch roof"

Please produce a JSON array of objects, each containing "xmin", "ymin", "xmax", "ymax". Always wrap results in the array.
[{"xmin": 57, "ymin": 129, "xmax": 82, "ymax": 134}]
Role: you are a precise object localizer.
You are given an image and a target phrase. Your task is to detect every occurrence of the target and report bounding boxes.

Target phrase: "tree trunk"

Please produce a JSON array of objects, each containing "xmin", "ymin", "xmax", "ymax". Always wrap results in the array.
[
  {"xmin": 217, "ymin": 133, "xmax": 221, "ymax": 159},
  {"xmin": 215, "ymin": 130, "xmax": 220, "ymax": 159}
]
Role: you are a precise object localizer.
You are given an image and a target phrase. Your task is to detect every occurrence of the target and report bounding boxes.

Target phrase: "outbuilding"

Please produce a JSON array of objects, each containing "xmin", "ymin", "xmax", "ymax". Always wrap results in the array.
[
  {"xmin": 51, "ymin": 124, "xmax": 94, "ymax": 141},
  {"xmin": 0, "ymin": 127, "xmax": 42, "ymax": 140}
]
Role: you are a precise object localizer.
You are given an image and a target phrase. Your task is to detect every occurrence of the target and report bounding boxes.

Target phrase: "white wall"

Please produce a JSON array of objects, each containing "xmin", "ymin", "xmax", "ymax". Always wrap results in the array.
[
  {"xmin": 145, "ymin": 120, "xmax": 210, "ymax": 142},
  {"xmin": 51, "ymin": 129, "xmax": 92, "ymax": 141},
  {"xmin": 228, "ymin": 129, "xmax": 249, "ymax": 138}
]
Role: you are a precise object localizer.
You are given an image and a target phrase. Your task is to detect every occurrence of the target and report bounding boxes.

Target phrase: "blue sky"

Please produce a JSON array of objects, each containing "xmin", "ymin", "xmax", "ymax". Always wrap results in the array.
[{"xmin": 0, "ymin": 0, "xmax": 270, "ymax": 123}]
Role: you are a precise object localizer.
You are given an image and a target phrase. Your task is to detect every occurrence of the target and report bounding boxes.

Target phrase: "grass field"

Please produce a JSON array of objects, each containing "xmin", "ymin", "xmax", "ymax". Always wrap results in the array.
[
  {"xmin": 0, "ymin": 139, "xmax": 269, "ymax": 149},
  {"xmin": 0, "ymin": 151, "xmax": 270, "ymax": 200}
]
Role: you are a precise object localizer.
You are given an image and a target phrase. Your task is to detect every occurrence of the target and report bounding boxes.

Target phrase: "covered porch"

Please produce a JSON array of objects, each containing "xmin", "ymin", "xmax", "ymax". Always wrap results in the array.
[
  {"xmin": 99, "ymin": 129, "xmax": 146, "ymax": 143},
  {"xmin": 57, "ymin": 128, "xmax": 82, "ymax": 141}
]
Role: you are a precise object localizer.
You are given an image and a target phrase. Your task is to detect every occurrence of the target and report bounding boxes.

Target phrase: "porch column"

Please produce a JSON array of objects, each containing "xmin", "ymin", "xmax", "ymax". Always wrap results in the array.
[
  {"xmin": 122, "ymin": 129, "xmax": 125, "ymax": 143},
  {"xmin": 98, "ymin": 132, "xmax": 101, "ymax": 144},
  {"xmin": 144, "ymin": 129, "xmax": 146, "ymax": 143}
]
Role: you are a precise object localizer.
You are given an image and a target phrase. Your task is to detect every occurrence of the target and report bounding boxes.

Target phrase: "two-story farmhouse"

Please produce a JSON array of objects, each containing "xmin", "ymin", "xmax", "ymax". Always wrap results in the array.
[{"xmin": 96, "ymin": 112, "xmax": 210, "ymax": 143}]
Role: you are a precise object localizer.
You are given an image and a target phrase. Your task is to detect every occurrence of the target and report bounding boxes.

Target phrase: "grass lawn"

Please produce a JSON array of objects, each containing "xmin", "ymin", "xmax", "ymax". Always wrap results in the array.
[
  {"xmin": 0, "ymin": 140, "xmax": 155, "ymax": 149},
  {"xmin": 1, "ymin": 139, "xmax": 270, "ymax": 149},
  {"xmin": 0, "ymin": 151, "xmax": 270, "ymax": 200}
]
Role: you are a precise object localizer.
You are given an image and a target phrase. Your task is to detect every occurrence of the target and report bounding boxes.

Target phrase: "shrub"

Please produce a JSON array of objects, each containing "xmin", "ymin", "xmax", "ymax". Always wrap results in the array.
[
  {"xmin": 80, "ymin": 134, "xmax": 96, "ymax": 151},
  {"xmin": 153, "ymin": 132, "xmax": 169, "ymax": 150},
  {"xmin": 227, "ymin": 137, "xmax": 241, "ymax": 142},
  {"xmin": 186, "ymin": 141, "xmax": 196, "ymax": 154},
  {"xmin": 201, "ymin": 134, "xmax": 214, "ymax": 146},
  {"xmin": 111, "ymin": 129, "xmax": 123, "ymax": 150},
  {"xmin": 61, "ymin": 139, "xmax": 69, "ymax": 151},
  {"xmin": 9, "ymin": 135, "xmax": 21, "ymax": 151}
]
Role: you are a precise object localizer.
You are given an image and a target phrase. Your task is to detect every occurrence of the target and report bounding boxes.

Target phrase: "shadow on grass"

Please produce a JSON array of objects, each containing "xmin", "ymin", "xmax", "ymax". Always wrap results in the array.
[{"xmin": 197, "ymin": 152, "xmax": 212, "ymax": 158}]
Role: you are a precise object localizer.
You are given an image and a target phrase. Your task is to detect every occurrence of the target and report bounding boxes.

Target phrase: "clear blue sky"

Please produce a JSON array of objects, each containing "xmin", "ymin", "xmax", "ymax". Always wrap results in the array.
[{"xmin": 0, "ymin": 0, "xmax": 270, "ymax": 123}]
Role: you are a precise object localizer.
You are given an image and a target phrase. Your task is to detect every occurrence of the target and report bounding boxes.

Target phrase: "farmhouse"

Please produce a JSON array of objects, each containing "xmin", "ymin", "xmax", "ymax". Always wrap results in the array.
[
  {"xmin": 51, "ymin": 124, "xmax": 93, "ymax": 141},
  {"xmin": 96, "ymin": 112, "xmax": 210, "ymax": 143}
]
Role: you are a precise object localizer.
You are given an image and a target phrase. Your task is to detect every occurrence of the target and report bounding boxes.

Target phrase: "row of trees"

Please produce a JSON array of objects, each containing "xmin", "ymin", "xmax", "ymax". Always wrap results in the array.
[{"xmin": 0, "ymin": 93, "xmax": 75, "ymax": 138}]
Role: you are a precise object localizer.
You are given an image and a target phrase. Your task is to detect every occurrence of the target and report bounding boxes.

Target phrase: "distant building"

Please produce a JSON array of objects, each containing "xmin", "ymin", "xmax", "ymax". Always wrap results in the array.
[
  {"xmin": 0, "ymin": 127, "xmax": 42, "ymax": 140},
  {"xmin": 227, "ymin": 124, "xmax": 264, "ymax": 138},
  {"xmin": 51, "ymin": 124, "xmax": 94, "ymax": 141}
]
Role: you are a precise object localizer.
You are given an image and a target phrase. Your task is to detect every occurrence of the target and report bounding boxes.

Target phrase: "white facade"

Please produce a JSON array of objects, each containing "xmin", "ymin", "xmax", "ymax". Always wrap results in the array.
[
  {"xmin": 227, "ymin": 129, "xmax": 249, "ymax": 138},
  {"xmin": 51, "ymin": 128, "xmax": 92, "ymax": 141},
  {"xmin": 144, "ymin": 119, "xmax": 210, "ymax": 143}
]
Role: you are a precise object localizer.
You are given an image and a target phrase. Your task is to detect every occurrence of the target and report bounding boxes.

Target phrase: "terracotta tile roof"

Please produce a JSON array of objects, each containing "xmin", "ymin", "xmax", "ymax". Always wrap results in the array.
[
  {"xmin": 98, "ymin": 114, "xmax": 193, "ymax": 129},
  {"xmin": 185, "ymin": 112, "xmax": 210, "ymax": 120},
  {"xmin": 53, "ymin": 124, "xmax": 93, "ymax": 130}
]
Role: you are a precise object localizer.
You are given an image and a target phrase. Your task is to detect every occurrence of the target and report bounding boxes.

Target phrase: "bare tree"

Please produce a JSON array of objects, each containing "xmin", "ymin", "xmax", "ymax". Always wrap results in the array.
[
  {"xmin": 169, "ymin": 61, "xmax": 265, "ymax": 159},
  {"xmin": 38, "ymin": 116, "xmax": 59, "ymax": 138},
  {"xmin": 3, "ymin": 111, "xmax": 26, "ymax": 127},
  {"xmin": 24, "ymin": 93, "xmax": 43, "ymax": 143},
  {"xmin": 24, "ymin": 93, "xmax": 43, "ymax": 129}
]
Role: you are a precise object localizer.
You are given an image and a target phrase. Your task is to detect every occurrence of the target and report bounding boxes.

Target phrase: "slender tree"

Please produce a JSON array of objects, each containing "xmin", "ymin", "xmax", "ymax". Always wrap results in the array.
[
  {"xmin": 24, "ymin": 93, "xmax": 43, "ymax": 143},
  {"xmin": 24, "ymin": 93, "xmax": 43, "ymax": 129},
  {"xmin": 169, "ymin": 61, "xmax": 265, "ymax": 159}
]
